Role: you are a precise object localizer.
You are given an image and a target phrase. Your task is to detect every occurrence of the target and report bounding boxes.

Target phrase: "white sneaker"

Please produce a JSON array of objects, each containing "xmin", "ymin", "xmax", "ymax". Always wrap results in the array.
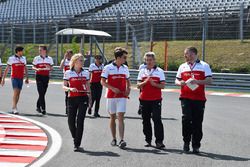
[{"xmin": 12, "ymin": 108, "xmax": 19, "ymax": 115}]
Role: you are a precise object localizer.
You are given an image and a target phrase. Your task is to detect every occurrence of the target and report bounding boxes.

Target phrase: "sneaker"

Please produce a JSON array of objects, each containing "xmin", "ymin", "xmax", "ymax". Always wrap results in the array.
[
  {"xmin": 42, "ymin": 110, "xmax": 46, "ymax": 115},
  {"xmin": 94, "ymin": 113, "xmax": 101, "ymax": 117},
  {"xmin": 183, "ymin": 143, "xmax": 190, "ymax": 152},
  {"xmin": 87, "ymin": 108, "xmax": 92, "ymax": 115},
  {"xmin": 155, "ymin": 142, "xmax": 165, "ymax": 149},
  {"xmin": 193, "ymin": 147, "xmax": 200, "ymax": 154},
  {"xmin": 12, "ymin": 108, "xmax": 19, "ymax": 115},
  {"xmin": 111, "ymin": 139, "xmax": 117, "ymax": 146},
  {"xmin": 74, "ymin": 146, "xmax": 84, "ymax": 152},
  {"xmin": 118, "ymin": 140, "xmax": 127, "ymax": 149},
  {"xmin": 144, "ymin": 142, "xmax": 152, "ymax": 147}
]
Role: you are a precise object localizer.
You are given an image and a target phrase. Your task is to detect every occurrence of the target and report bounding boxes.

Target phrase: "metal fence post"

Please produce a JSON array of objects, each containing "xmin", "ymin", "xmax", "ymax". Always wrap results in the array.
[
  {"xmin": 125, "ymin": 20, "xmax": 129, "ymax": 48},
  {"xmin": 116, "ymin": 11, "xmax": 121, "ymax": 42},
  {"xmin": 11, "ymin": 24, "xmax": 14, "ymax": 55},
  {"xmin": 202, "ymin": 7, "xmax": 208, "ymax": 61},
  {"xmin": 239, "ymin": 3, "xmax": 244, "ymax": 42},
  {"xmin": 144, "ymin": 9, "xmax": 148, "ymax": 42},
  {"xmin": 132, "ymin": 30, "xmax": 136, "ymax": 68},
  {"xmin": 22, "ymin": 17, "xmax": 25, "ymax": 44},
  {"xmin": 33, "ymin": 19, "xmax": 36, "ymax": 44},
  {"xmin": 44, "ymin": 16, "xmax": 47, "ymax": 44},
  {"xmin": 172, "ymin": 8, "xmax": 177, "ymax": 40},
  {"xmin": 150, "ymin": 23, "xmax": 154, "ymax": 51},
  {"xmin": 1, "ymin": 18, "xmax": 4, "ymax": 43},
  {"xmin": 55, "ymin": 22, "xmax": 59, "ymax": 66}
]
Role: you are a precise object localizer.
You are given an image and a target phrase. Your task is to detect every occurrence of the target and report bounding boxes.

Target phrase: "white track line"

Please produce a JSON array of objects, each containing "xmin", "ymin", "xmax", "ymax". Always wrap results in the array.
[
  {"xmin": 0, "ymin": 126, "xmax": 5, "ymax": 143},
  {"xmin": 2, "ymin": 139, "xmax": 48, "ymax": 146},
  {"xmin": 0, "ymin": 119, "xmax": 29, "ymax": 123},
  {"xmin": 0, "ymin": 115, "xmax": 12, "ymax": 118},
  {"xmin": 0, "ymin": 125, "xmax": 40, "ymax": 129},
  {"xmin": 0, "ymin": 149, "xmax": 43, "ymax": 157},
  {"xmin": 0, "ymin": 111, "xmax": 62, "ymax": 167},
  {"xmin": 1, "ymin": 131, "xmax": 46, "ymax": 137},
  {"xmin": 0, "ymin": 162, "xmax": 28, "ymax": 167}
]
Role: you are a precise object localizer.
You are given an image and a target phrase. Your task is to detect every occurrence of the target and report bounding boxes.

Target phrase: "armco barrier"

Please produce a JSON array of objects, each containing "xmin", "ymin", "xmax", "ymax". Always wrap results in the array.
[{"xmin": 2, "ymin": 65, "xmax": 250, "ymax": 91}]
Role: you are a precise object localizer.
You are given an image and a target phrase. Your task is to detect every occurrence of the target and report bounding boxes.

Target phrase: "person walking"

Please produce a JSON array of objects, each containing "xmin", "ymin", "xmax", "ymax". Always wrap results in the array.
[{"xmin": 175, "ymin": 46, "xmax": 212, "ymax": 153}]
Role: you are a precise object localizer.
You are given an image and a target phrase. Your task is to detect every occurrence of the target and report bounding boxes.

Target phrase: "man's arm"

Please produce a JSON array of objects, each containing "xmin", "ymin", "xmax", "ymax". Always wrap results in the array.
[
  {"xmin": 59, "ymin": 59, "xmax": 65, "ymax": 70},
  {"xmin": 150, "ymin": 79, "xmax": 165, "ymax": 89},
  {"xmin": 175, "ymin": 78, "xmax": 186, "ymax": 86},
  {"xmin": 1, "ymin": 65, "xmax": 10, "ymax": 86},
  {"xmin": 191, "ymin": 77, "xmax": 213, "ymax": 85},
  {"xmin": 125, "ymin": 79, "xmax": 131, "ymax": 97},
  {"xmin": 24, "ymin": 65, "xmax": 29, "ymax": 84},
  {"xmin": 101, "ymin": 78, "xmax": 121, "ymax": 94},
  {"xmin": 0, "ymin": 66, "xmax": 2, "ymax": 82}
]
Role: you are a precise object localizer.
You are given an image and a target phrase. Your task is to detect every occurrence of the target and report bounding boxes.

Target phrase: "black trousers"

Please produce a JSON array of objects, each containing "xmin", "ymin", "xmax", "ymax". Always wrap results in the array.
[
  {"xmin": 140, "ymin": 99, "xmax": 164, "ymax": 144},
  {"xmin": 180, "ymin": 98, "xmax": 206, "ymax": 148},
  {"xmin": 36, "ymin": 75, "xmax": 49, "ymax": 111},
  {"xmin": 65, "ymin": 91, "xmax": 69, "ymax": 114},
  {"xmin": 90, "ymin": 82, "xmax": 102, "ymax": 114},
  {"xmin": 68, "ymin": 96, "xmax": 88, "ymax": 147}
]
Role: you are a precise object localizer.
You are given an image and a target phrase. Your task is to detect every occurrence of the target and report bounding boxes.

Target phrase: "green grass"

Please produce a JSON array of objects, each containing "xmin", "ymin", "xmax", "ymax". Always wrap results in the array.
[{"xmin": 1, "ymin": 40, "xmax": 250, "ymax": 73}]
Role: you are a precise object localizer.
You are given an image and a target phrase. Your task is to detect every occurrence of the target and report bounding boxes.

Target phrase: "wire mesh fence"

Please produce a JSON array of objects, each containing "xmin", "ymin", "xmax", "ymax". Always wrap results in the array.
[{"xmin": 0, "ymin": 4, "xmax": 249, "ymax": 72}]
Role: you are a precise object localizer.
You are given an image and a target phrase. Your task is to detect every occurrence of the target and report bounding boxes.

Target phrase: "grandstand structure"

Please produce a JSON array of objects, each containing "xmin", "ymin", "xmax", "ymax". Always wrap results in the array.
[{"xmin": 0, "ymin": 0, "xmax": 249, "ymax": 65}]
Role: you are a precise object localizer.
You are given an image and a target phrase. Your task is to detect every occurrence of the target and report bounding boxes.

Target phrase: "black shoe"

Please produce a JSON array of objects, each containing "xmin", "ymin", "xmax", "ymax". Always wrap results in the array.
[
  {"xmin": 94, "ymin": 113, "xmax": 101, "ymax": 117},
  {"xmin": 193, "ymin": 147, "xmax": 200, "ymax": 154},
  {"xmin": 36, "ymin": 108, "xmax": 42, "ymax": 113},
  {"xmin": 74, "ymin": 146, "xmax": 84, "ymax": 152},
  {"xmin": 42, "ymin": 110, "xmax": 46, "ymax": 115},
  {"xmin": 111, "ymin": 139, "xmax": 117, "ymax": 146},
  {"xmin": 88, "ymin": 108, "xmax": 92, "ymax": 115},
  {"xmin": 119, "ymin": 140, "xmax": 127, "ymax": 149},
  {"xmin": 155, "ymin": 142, "xmax": 165, "ymax": 149},
  {"xmin": 144, "ymin": 142, "xmax": 152, "ymax": 147},
  {"xmin": 183, "ymin": 143, "xmax": 190, "ymax": 152},
  {"xmin": 138, "ymin": 108, "xmax": 142, "ymax": 115}
]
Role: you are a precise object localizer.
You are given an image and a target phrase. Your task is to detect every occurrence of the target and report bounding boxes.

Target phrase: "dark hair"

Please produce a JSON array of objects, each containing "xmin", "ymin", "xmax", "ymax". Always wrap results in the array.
[
  {"xmin": 94, "ymin": 55, "xmax": 102, "ymax": 59},
  {"xmin": 15, "ymin": 46, "xmax": 24, "ymax": 53},
  {"xmin": 114, "ymin": 47, "xmax": 128, "ymax": 59},
  {"xmin": 66, "ymin": 49, "xmax": 73, "ymax": 55},
  {"xmin": 39, "ymin": 45, "xmax": 47, "ymax": 51},
  {"xmin": 186, "ymin": 46, "xmax": 198, "ymax": 55}
]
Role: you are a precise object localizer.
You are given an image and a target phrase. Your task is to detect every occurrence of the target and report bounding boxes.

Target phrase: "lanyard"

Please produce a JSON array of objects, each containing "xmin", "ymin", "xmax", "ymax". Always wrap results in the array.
[
  {"xmin": 15, "ymin": 56, "xmax": 23, "ymax": 64},
  {"xmin": 146, "ymin": 67, "xmax": 156, "ymax": 77},
  {"xmin": 189, "ymin": 62, "xmax": 197, "ymax": 78}
]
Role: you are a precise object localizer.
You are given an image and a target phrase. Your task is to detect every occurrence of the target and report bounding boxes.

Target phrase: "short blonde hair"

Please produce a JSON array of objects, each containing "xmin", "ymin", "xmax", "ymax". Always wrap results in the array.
[
  {"xmin": 144, "ymin": 52, "xmax": 156, "ymax": 60},
  {"xmin": 69, "ymin": 53, "xmax": 84, "ymax": 70}
]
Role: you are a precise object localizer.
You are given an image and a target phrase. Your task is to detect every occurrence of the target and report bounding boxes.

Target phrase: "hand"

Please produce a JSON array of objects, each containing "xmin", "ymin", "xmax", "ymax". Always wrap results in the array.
[
  {"xmin": 149, "ymin": 78, "xmax": 157, "ymax": 87},
  {"xmin": 180, "ymin": 80, "xmax": 186, "ymax": 86},
  {"xmin": 25, "ymin": 78, "xmax": 29, "ymax": 84},
  {"xmin": 70, "ymin": 88, "xmax": 78, "ymax": 92},
  {"xmin": 187, "ymin": 78, "xmax": 198, "ymax": 85},
  {"xmin": 1, "ymin": 79, "xmax": 5, "ymax": 86},
  {"xmin": 124, "ymin": 88, "xmax": 131, "ymax": 97},
  {"xmin": 36, "ymin": 68, "xmax": 41, "ymax": 71},
  {"xmin": 111, "ymin": 87, "xmax": 121, "ymax": 94}
]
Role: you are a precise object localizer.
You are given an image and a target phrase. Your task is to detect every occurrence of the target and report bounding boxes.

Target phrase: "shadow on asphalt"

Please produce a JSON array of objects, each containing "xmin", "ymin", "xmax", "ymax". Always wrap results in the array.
[
  {"xmin": 87, "ymin": 115, "xmax": 178, "ymax": 121},
  {"xmin": 20, "ymin": 112, "xmax": 178, "ymax": 121},
  {"xmin": 124, "ymin": 147, "xmax": 168, "ymax": 155},
  {"xmin": 78, "ymin": 150, "xmax": 120, "ymax": 157},
  {"xmin": 196, "ymin": 152, "xmax": 250, "ymax": 161}
]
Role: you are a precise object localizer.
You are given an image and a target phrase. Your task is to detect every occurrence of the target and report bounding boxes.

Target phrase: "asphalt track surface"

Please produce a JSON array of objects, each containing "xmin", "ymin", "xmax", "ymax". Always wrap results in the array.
[{"xmin": 0, "ymin": 80, "xmax": 250, "ymax": 167}]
